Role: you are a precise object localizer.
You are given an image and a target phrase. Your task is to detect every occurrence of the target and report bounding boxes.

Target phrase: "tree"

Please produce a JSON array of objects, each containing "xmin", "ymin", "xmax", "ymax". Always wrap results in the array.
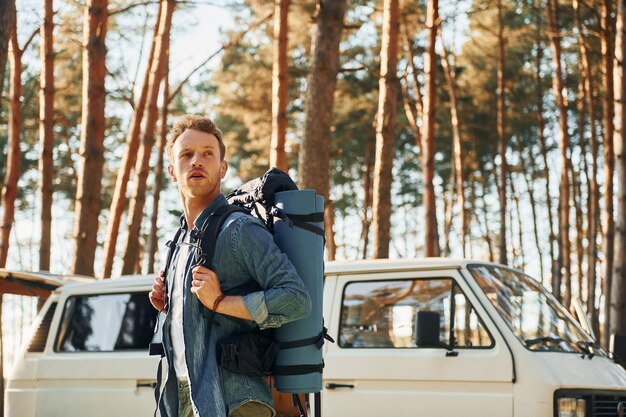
[
  {"xmin": 400, "ymin": 7, "xmax": 424, "ymax": 152},
  {"xmin": 121, "ymin": 0, "xmax": 174, "ymax": 275},
  {"xmin": 1, "ymin": 8, "xmax": 36, "ymax": 268},
  {"xmin": 0, "ymin": 13, "xmax": 34, "ymax": 412},
  {"xmin": 422, "ymin": 0, "xmax": 439, "ymax": 257},
  {"xmin": 440, "ymin": 40, "xmax": 467, "ymax": 257},
  {"xmin": 0, "ymin": 0, "xmax": 11, "ymax": 404},
  {"xmin": 71, "ymin": 0, "xmax": 108, "ymax": 276},
  {"xmin": 372, "ymin": 0, "xmax": 400, "ymax": 259},
  {"xmin": 601, "ymin": 0, "xmax": 616, "ymax": 347},
  {"xmin": 148, "ymin": 45, "xmax": 170, "ymax": 274},
  {"xmin": 298, "ymin": 0, "xmax": 348, "ymax": 260},
  {"xmin": 534, "ymin": 31, "xmax": 557, "ymax": 287},
  {"xmin": 39, "ymin": 0, "xmax": 55, "ymax": 272},
  {"xmin": 496, "ymin": 0, "xmax": 508, "ymax": 265},
  {"xmin": 269, "ymin": 0, "xmax": 289, "ymax": 172},
  {"xmin": 0, "ymin": 0, "xmax": 15, "ymax": 96},
  {"xmin": 546, "ymin": 0, "xmax": 571, "ymax": 305},
  {"xmin": 611, "ymin": 0, "xmax": 626, "ymax": 339},
  {"xmin": 573, "ymin": 0, "xmax": 601, "ymax": 329},
  {"xmin": 101, "ymin": 2, "xmax": 162, "ymax": 278}
]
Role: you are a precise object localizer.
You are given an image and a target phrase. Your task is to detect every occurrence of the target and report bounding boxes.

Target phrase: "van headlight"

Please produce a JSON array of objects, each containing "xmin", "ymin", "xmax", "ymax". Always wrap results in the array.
[{"xmin": 557, "ymin": 397, "xmax": 586, "ymax": 417}]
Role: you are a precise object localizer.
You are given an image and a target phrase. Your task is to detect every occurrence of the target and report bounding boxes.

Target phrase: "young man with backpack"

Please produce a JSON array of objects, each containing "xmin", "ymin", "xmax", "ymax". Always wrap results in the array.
[{"xmin": 148, "ymin": 114, "xmax": 312, "ymax": 417}]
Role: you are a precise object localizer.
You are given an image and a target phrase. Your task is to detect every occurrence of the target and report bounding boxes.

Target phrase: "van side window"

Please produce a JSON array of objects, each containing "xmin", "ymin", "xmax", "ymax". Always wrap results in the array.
[
  {"xmin": 55, "ymin": 292, "xmax": 156, "ymax": 352},
  {"xmin": 27, "ymin": 302, "xmax": 57, "ymax": 352},
  {"xmin": 339, "ymin": 278, "xmax": 493, "ymax": 349}
]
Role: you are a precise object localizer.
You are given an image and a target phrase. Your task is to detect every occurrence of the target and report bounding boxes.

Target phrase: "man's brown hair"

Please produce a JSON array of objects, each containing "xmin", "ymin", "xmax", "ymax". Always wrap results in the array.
[{"xmin": 166, "ymin": 115, "xmax": 226, "ymax": 161}]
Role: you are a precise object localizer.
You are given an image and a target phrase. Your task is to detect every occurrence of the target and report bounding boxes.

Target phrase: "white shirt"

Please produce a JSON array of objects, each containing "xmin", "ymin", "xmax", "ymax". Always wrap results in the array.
[{"xmin": 170, "ymin": 233, "xmax": 190, "ymax": 381}]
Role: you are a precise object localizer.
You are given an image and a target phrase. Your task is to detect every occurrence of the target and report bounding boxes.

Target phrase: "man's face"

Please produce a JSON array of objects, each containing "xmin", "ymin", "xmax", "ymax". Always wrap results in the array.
[{"xmin": 167, "ymin": 129, "xmax": 227, "ymax": 201}]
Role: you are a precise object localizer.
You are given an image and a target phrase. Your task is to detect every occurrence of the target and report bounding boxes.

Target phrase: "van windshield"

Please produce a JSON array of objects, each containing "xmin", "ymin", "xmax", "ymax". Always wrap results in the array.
[{"xmin": 467, "ymin": 264, "xmax": 604, "ymax": 357}]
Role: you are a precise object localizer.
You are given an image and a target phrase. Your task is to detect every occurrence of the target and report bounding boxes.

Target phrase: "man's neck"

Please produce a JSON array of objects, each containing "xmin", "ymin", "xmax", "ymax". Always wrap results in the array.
[{"xmin": 181, "ymin": 193, "xmax": 218, "ymax": 229}]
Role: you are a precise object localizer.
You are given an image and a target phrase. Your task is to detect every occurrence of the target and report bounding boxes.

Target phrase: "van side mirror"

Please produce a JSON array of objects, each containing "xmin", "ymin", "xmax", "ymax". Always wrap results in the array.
[
  {"xmin": 416, "ymin": 311, "xmax": 441, "ymax": 348},
  {"xmin": 610, "ymin": 333, "xmax": 626, "ymax": 367}
]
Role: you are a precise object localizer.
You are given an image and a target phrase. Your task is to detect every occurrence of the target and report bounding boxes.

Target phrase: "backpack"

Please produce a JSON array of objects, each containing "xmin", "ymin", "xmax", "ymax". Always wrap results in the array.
[
  {"xmin": 157, "ymin": 168, "xmax": 331, "ymax": 382},
  {"xmin": 199, "ymin": 168, "xmax": 332, "ymax": 377},
  {"xmin": 152, "ymin": 168, "xmax": 331, "ymax": 417}
]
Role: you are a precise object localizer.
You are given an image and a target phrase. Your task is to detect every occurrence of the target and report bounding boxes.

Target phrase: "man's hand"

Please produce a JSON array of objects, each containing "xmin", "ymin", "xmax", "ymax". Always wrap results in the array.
[
  {"xmin": 190, "ymin": 265, "xmax": 223, "ymax": 310},
  {"xmin": 149, "ymin": 271, "xmax": 168, "ymax": 312}
]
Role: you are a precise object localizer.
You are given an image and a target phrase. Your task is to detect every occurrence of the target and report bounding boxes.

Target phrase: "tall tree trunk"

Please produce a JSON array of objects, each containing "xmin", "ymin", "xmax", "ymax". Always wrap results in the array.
[
  {"xmin": 546, "ymin": 0, "xmax": 570, "ymax": 303},
  {"xmin": 442, "ymin": 168, "xmax": 455, "ymax": 256},
  {"xmin": 608, "ymin": 0, "xmax": 626, "ymax": 334},
  {"xmin": 325, "ymin": 202, "xmax": 337, "ymax": 260},
  {"xmin": 422, "ymin": 0, "xmax": 439, "ymax": 257},
  {"xmin": 440, "ymin": 41, "xmax": 467, "ymax": 257},
  {"xmin": 576, "ymin": 58, "xmax": 590, "ymax": 307},
  {"xmin": 102, "ymin": 2, "xmax": 162, "ymax": 278},
  {"xmin": 121, "ymin": 0, "xmax": 174, "ymax": 276},
  {"xmin": 0, "ymin": 15, "xmax": 26, "ymax": 409},
  {"xmin": 510, "ymin": 172, "xmax": 525, "ymax": 271},
  {"xmin": 71, "ymin": 0, "xmax": 108, "ymax": 276},
  {"xmin": 360, "ymin": 142, "xmax": 374, "ymax": 259},
  {"xmin": 601, "ymin": 0, "xmax": 616, "ymax": 348},
  {"xmin": 574, "ymin": 0, "xmax": 601, "ymax": 329},
  {"xmin": 496, "ymin": 0, "xmax": 508, "ymax": 266},
  {"xmin": 573, "ymin": 0, "xmax": 601, "ymax": 318},
  {"xmin": 401, "ymin": 71, "xmax": 420, "ymax": 150},
  {"xmin": 535, "ymin": 38, "xmax": 557, "ymax": 291},
  {"xmin": 401, "ymin": 18, "xmax": 423, "ymax": 151},
  {"xmin": 372, "ymin": 0, "xmax": 399, "ymax": 259},
  {"xmin": 0, "ymin": 11, "xmax": 22, "ymax": 268},
  {"xmin": 521, "ymin": 151, "xmax": 545, "ymax": 280},
  {"xmin": 479, "ymin": 183, "xmax": 495, "ymax": 262},
  {"xmin": 611, "ymin": 0, "xmax": 626, "ymax": 338},
  {"xmin": 468, "ymin": 175, "xmax": 477, "ymax": 258},
  {"xmin": 586, "ymin": 95, "xmax": 601, "ymax": 321},
  {"xmin": 269, "ymin": 0, "xmax": 289, "ymax": 171},
  {"xmin": 0, "ymin": 0, "xmax": 15, "ymax": 96},
  {"xmin": 571, "ymin": 158, "xmax": 585, "ymax": 304},
  {"xmin": 298, "ymin": 0, "xmax": 347, "ymax": 258},
  {"xmin": 148, "ymin": 46, "xmax": 169, "ymax": 275},
  {"xmin": 39, "ymin": 0, "xmax": 55, "ymax": 272}
]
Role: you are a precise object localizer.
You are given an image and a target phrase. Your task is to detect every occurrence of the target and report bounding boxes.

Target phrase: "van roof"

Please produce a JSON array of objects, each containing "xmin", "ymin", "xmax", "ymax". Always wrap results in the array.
[
  {"xmin": 325, "ymin": 257, "xmax": 482, "ymax": 275},
  {"xmin": 0, "ymin": 269, "xmax": 93, "ymax": 298},
  {"xmin": 56, "ymin": 258, "xmax": 499, "ymax": 293}
]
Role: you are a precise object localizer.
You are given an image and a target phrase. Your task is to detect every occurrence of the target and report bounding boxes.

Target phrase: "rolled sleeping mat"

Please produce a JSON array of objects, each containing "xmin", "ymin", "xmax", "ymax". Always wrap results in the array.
[{"xmin": 273, "ymin": 189, "xmax": 325, "ymax": 394}]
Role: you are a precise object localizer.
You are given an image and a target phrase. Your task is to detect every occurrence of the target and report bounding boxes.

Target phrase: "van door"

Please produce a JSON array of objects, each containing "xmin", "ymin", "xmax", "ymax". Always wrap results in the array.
[
  {"xmin": 34, "ymin": 290, "xmax": 160, "ymax": 417},
  {"xmin": 323, "ymin": 269, "xmax": 514, "ymax": 417}
]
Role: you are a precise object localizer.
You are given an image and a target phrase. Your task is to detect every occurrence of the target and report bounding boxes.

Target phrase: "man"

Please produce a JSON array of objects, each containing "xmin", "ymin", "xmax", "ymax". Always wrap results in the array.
[{"xmin": 149, "ymin": 115, "xmax": 311, "ymax": 417}]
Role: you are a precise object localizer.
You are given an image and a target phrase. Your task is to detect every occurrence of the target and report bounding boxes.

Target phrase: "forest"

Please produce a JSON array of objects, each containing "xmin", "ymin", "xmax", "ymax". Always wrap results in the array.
[{"xmin": 0, "ymin": 0, "xmax": 625, "ymax": 407}]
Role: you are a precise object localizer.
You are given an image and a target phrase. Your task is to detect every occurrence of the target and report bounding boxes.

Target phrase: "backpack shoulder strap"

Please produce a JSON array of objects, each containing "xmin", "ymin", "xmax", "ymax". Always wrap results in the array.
[
  {"xmin": 161, "ymin": 224, "xmax": 184, "ymax": 312},
  {"xmin": 192, "ymin": 204, "xmax": 249, "ymax": 269},
  {"xmin": 149, "ymin": 222, "xmax": 184, "ymax": 359}
]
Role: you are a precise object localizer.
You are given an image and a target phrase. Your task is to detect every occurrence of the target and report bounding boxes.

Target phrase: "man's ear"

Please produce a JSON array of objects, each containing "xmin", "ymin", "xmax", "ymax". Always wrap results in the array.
[
  {"xmin": 167, "ymin": 164, "xmax": 176, "ymax": 182},
  {"xmin": 220, "ymin": 160, "xmax": 228, "ymax": 179}
]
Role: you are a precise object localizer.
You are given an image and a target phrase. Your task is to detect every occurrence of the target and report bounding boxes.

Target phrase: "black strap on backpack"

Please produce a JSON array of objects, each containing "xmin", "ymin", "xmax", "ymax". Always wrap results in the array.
[
  {"xmin": 190, "ymin": 204, "xmax": 249, "ymax": 268},
  {"xmin": 149, "ymin": 225, "xmax": 184, "ymax": 358},
  {"xmin": 290, "ymin": 392, "xmax": 321, "ymax": 417},
  {"xmin": 150, "ymin": 224, "xmax": 184, "ymax": 417},
  {"xmin": 271, "ymin": 325, "xmax": 334, "ymax": 376},
  {"xmin": 151, "ymin": 206, "xmax": 247, "ymax": 416}
]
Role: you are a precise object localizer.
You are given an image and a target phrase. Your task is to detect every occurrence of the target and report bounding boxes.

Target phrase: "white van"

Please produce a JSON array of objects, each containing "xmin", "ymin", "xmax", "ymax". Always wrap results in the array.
[{"xmin": 6, "ymin": 259, "xmax": 626, "ymax": 417}]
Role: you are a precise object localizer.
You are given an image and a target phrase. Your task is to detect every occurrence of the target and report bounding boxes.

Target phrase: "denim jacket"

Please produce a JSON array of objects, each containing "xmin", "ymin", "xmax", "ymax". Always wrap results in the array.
[{"xmin": 159, "ymin": 194, "xmax": 312, "ymax": 417}]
